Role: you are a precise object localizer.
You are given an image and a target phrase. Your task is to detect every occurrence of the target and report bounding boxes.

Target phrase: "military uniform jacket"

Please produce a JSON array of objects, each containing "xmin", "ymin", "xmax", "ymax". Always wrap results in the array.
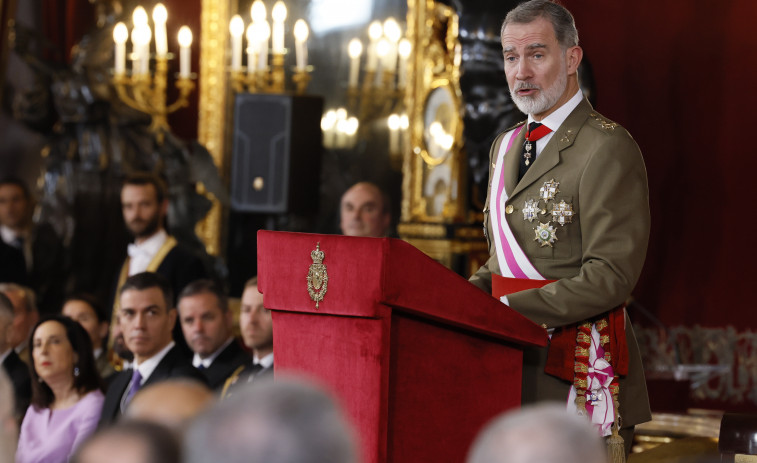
[{"xmin": 469, "ymin": 98, "xmax": 652, "ymax": 428}]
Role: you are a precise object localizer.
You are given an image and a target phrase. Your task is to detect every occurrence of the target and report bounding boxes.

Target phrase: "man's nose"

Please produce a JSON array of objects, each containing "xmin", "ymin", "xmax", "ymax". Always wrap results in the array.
[{"xmin": 515, "ymin": 59, "xmax": 532, "ymax": 81}]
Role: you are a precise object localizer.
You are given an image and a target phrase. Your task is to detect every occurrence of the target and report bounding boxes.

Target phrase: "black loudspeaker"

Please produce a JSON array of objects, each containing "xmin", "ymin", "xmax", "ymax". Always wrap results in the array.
[{"xmin": 230, "ymin": 93, "xmax": 324, "ymax": 214}]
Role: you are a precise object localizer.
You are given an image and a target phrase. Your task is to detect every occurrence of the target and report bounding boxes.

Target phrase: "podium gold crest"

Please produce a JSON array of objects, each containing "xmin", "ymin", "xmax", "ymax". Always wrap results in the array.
[{"xmin": 307, "ymin": 243, "xmax": 328, "ymax": 309}]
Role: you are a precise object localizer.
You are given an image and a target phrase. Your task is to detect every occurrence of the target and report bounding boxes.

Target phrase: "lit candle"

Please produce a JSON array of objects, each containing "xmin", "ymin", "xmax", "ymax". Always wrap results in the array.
[
  {"xmin": 335, "ymin": 108, "xmax": 348, "ymax": 148},
  {"xmin": 256, "ymin": 21, "xmax": 270, "ymax": 70},
  {"xmin": 178, "ymin": 26, "xmax": 193, "ymax": 78},
  {"xmin": 293, "ymin": 20, "xmax": 309, "ymax": 70},
  {"xmin": 399, "ymin": 113, "xmax": 409, "ymax": 150},
  {"xmin": 366, "ymin": 21, "xmax": 382, "ymax": 72},
  {"xmin": 383, "ymin": 18, "xmax": 401, "ymax": 78},
  {"xmin": 271, "ymin": 1, "xmax": 287, "ymax": 55},
  {"xmin": 133, "ymin": 25, "xmax": 152, "ymax": 75},
  {"xmin": 388, "ymin": 114, "xmax": 401, "ymax": 154},
  {"xmin": 246, "ymin": 24, "xmax": 257, "ymax": 73},
  {"xmin": 152, "ymin": 4, "xmax": 168, "ymax": 58},
  {"xmin": 321, "ymin": 109, "xmax": 337, "ymax": 149},
  {"xmin": 347, "ymin": 39, "xmax": 362, "ymax": 88},
  {"xmin": 398, "ymin": 38, "xmax": 412, "ymax": 89},
  {"xmin": 113, "ymin": 22, "xmax": 128, "ymax": 75},
  {"xmin": 346, "ymin": 116, "xmax": 359, "ymax": 147},
  {"xmin": 375, "ymin": 38, "xmax": 389, "ymax": 86},
  {"xmin": 229, "ymin": 15, "xmax": 244, "ymax": 71},
  {"xmin": 251, "ymin": 0, "xmax": 266, "ymax": 23}
]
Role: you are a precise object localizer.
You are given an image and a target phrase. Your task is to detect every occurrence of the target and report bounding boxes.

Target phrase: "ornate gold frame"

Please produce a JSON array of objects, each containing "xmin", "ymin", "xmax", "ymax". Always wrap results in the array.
[{"xmin": 195, "ymin": 0, "xmax": 231, "ymax": 255}]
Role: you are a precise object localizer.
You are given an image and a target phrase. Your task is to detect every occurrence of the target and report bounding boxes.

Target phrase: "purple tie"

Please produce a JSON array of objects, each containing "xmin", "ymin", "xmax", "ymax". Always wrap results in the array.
[{"xmin": 125, "ymin": 368, "xmax": 142, "ymax": 405}]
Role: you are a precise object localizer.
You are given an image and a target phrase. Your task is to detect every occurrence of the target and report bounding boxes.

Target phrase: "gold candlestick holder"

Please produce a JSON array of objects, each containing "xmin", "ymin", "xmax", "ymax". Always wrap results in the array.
[
  {"xmin": 113, "ymin": 56, "xmax": 196, "ymax": 145},
  {"xmin": 229, "ymin": 51, "xmax": 313, "ymax": 95}
]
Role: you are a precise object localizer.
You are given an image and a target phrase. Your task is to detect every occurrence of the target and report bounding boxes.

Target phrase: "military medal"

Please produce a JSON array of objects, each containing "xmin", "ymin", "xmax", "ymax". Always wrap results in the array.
[
  {"xmin": 540, "ymin": 179, "xmax": 560, "ymax": 201},
  {"xmin": 522, "ymin": 198, "xmax": 540, "ymax": 222},
  {"xmin": 534, "ymin": 222, "xmax": 557, "ymax": 247},
  {"xmin": 523, "ymin": 141, "xmax": 533, "ymax": 166},
  {"xmin": 550, "ymin": 200, "xmax": 574, "ymax": 226}
]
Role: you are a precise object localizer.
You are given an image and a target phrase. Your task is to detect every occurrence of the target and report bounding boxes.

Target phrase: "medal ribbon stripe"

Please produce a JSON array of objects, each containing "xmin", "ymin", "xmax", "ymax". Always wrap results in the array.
[{"xmin": 490, "ymin": 125, "xmax": 545, "ymax": 280}]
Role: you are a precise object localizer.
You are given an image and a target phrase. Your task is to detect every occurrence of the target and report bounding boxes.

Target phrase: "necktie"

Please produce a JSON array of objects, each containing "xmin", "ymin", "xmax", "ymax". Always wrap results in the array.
[
  {"xmin": 12, "ymin": 236, "xmax": 24, "ymax": 249},
  {"xmin": 519, "ymin": 122, "xmax": 553, "ymax": 181},
  {"xmin": 124, "ymin": 368, "xmax": 142, "ymax": 405}
]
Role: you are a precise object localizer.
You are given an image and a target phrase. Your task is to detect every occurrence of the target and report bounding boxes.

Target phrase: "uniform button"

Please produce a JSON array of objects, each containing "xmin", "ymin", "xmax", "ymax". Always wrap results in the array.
[
  {"xmin": 541, "ymin": 323, "xmax": 548, "ymax": 329},
  {"xmin": 505, "ymin": 205, "xmax": 514, "ymax": 214}
]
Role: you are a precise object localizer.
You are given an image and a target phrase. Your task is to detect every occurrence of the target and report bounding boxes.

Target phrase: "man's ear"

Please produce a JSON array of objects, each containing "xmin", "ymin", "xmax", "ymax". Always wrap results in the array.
[{"xmin": 566, "ymin": 45, "xmax": 583, "ymax": 75}]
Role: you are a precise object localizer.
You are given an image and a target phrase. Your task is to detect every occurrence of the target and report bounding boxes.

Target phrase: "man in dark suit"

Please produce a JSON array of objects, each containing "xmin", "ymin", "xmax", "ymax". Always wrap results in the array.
[
  {"xmin": 177, "ymin": 279, "xmax": 249, "ymax": 391},
  {"xmin": 0, "ymin": 291, "xmax": 30, "ymax": 421},
  {"xmin": 99, "ymin": 272, "xmax": 205, "ymax": 427},
  {"xmin": 222, "ymin": 277, "xmax": 273, "ymax": 399},
  {"xmin": 0, "ymin": 176, "xmax": 65, "ymax": 315},
  {"xmin": 110, "ymin": 173, "xmax": 207, "ymax": 357}
]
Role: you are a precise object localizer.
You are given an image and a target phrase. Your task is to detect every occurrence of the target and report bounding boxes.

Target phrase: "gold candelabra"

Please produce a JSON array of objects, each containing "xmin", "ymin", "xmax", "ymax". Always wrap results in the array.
[
  {"xmin": 113, "ymin": 56, "xmax": 195, "ymax": 145},
  {"xmin": 230, "ymin": 61, "xmax": 313, "ymax": 95}
]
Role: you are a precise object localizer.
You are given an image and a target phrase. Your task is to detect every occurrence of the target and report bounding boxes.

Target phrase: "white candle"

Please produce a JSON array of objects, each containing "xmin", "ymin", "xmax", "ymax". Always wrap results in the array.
[
  {"xmin": 256, "ymin": 21, "xmax": 270, "ymax": 70},
  {"xmin": 383, "ymin": 17, "xmax": 401, "ymax": 77},
  {"xmin": 293, "ymin": 20, "xmax": 309, "ymax": 70},
  {"xmin": 347, "ymin": 39, "xmax": 362, "ymax": 88},
  {"xmin": 335, "ymin": 108, "xmax": 348, "ymax": 148},
  {"xmin": 271, "ymin": 2, "xmax": 287, "ymax": 55},
  {"xmin": 388, "ymin": 114, "xmax": 400, "ymax": 154},
  {"xmin": 133, "ymin": 25, "xmax": 151, "ymax": 75},
  {"xmin": 366, "ymin": 21, "xmax": 382, "ymax": 72},
  {"xmin": 152, "ymin": 4, "xmax": 168, "ymax": 58},
  {"xmin": 229, "ymin": 15, "xmax": 244, "ymax": 71},
  {"xmin": 398, "ymin": 38, "xmax": 411, "ymax": 89},
  {"xmin": 321, "ymin": 110, "xmax": 337, "ymax": 149},
  {"xmin": 113, "ymin": 22, "xmax": 128, "ymax": 75},
  {"xmin": 375, "ymin": 38, "xmax": 389, "ymax": 86},
  {"xmin": 178, "ymin": 26, "xmax": 193, "ymax": 78},
  {"xmin": 246, "ymin": 24, "xmax": 257, "ymax": 73}
]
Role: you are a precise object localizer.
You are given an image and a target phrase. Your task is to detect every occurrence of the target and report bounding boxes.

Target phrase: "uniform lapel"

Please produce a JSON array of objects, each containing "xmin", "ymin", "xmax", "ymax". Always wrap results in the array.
[
  {"xmin": 504, "ymin": 128, "xmax": 524, "ymax": 196},
  {"xmin": 510, "ymin": 99, "xmax": 593, "ymax": 198}
]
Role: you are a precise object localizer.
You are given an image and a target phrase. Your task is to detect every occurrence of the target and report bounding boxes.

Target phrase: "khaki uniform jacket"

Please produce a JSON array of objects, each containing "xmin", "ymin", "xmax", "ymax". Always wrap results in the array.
[{"xmin": 469, "ymin": 98, "xmax": 652, "ymax": 428}]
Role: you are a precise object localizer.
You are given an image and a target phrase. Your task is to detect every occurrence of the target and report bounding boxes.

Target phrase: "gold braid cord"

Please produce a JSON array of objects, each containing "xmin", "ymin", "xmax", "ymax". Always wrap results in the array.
[{"xmin": 574, "ymin": 317, "xmax": 625, "ymax": 463}]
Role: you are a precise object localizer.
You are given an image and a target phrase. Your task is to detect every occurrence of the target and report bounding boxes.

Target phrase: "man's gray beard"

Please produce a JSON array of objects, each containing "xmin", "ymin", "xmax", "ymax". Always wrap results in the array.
[{"xmin": 510, "ymin": 67, "xmax": 567, "ymax": 116}]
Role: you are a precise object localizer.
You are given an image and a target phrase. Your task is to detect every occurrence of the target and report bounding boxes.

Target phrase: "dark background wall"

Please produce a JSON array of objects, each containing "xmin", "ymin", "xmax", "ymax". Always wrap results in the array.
[{"xmin": 561, "ymin": 1, "xmax": 757, "ymax": 329}]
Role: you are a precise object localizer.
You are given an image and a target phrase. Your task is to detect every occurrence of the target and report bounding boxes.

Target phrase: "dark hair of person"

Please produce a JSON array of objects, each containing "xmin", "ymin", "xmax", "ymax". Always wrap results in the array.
[
  {"xmin": 0, "ymin": 175, "xmax": 31, "ymax": 200},
  {"xmin": 120, "ymin": 272, "xmax": 173, "ymax": 310},
  {"xmin": 244, "ymin": 276, "xmax": 258, "ymax": 289},
  {"xmin": 63, "ymin": 292, "xmax": 106, "ymax": 323},
  {"xmin": 72, "ymin": 420, "xmax": 182, "ymax": 463},
  {"xmin": 502, "ymin": 0, "xmax": 579, "ymax": 49},
  {"xmin": 28, "ymin": 315, "xmax": 103, "ymax": 409},
  {"xmin": 122, "ymin": 172, "xmax": 167, "ymax": 204},
  {"xmin": 178, "ymin": 279, "xmax": 228, "ymax": 313}
]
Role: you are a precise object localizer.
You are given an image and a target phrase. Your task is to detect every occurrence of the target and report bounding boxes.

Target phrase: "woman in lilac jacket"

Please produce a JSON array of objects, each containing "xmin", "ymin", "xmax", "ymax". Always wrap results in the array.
[{"xmin": 16, "ymin": 315, "xmax": 104, "ymax": 463}]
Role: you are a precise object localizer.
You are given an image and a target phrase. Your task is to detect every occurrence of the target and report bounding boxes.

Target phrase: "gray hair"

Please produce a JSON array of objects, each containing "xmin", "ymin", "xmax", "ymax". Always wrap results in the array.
[
  {"xmin": 467, "ymin": 403, "xmax": 607, "ymax": 463},
  {"xmin": 0, "ymin": 369, "xmax": 16, "ymax": 463},
  {"xmin": 502, "ymin": 0, "xmax": 579, "ymax": 49},
  {"xmin": 0, "ymin": 283, "xmax": 37, "ymax": 314},
  {"xmin": 184, "ymin": 377, "xmax": 357, "ymax": 463}
]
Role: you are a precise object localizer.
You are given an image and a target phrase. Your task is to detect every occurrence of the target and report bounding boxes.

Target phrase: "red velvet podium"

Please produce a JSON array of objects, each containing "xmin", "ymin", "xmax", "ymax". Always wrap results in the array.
[{"xmin": 257, "ymin": 231, "xmax": 547, "ymax": 463}]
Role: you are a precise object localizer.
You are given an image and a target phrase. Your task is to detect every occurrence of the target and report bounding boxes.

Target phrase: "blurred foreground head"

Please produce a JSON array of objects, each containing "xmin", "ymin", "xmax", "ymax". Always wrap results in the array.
[
  {"xmin": 467, "ymin": 403, "xmax": 607, "ymax": 463},
  {"xmin": 185, "ymin": 376, "xmax": 357, "ymax": 463}
]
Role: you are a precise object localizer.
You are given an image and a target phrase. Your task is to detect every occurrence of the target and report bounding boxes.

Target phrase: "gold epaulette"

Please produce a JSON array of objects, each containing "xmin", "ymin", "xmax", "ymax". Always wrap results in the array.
[{"xmin": 220, "ymin": 364, "xmax": 247, "ymax": 400}]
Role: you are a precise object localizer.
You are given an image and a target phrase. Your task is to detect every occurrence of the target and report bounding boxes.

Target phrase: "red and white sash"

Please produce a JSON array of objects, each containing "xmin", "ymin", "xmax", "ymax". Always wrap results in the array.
[{"xmin": 490, "ymin": 125, "xmax": 545, "ymax": 280}]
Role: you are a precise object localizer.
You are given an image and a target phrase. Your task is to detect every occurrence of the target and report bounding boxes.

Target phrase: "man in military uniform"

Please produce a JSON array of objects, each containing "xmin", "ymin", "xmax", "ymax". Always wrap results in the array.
[{"xmin": 469, "ymin": 0, "xmax": 650, "ymax": 455}]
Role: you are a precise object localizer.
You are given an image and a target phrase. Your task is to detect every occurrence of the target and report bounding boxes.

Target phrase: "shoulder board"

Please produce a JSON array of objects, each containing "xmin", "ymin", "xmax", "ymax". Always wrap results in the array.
[
  {"xmin": 586, "ymin": 111, "xmax": 621, "ymax": 133},
  {"xmin": 504, "ymin": 119, "xmax": 527, "ymax": 134}
]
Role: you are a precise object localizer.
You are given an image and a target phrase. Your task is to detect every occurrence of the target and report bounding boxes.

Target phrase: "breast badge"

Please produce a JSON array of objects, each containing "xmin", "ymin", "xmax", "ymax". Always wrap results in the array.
[
  {"xmin": 522, "ymin": 198, "xmax": 540, "ymax": 222},
  {"xmin": 534, "ymin": 222, "xmax": 558, "ymax": 247},
  {"xmin": 550, "ymin": 200, "xmax": 574, "ymax": 226},
  {"xmin": 539, "ymin": 179, "xmax": 560, "ymax": 201}
]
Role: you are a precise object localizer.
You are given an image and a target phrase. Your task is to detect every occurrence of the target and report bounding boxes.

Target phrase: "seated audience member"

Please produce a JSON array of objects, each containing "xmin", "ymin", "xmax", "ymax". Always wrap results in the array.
[
  {"xmin": 62, "ymin": 293, "xmax": 115, "ymax": 379},
  {"xmin": 16, "ymin": 316, "xmax": 104, "ymax": 463},
  {"xmin": 99, "ymin": 272, "xmax": 206, "ymax": 427},
  {"xmin": 339, "ymin": 182, "xmax": 391, "ymax": 237},
  {"xmin": 0, "ymin": 369, "xmax": 18, "ymax": 463},
  {"xmin": 124, "ymin": 378, "xmax": 214, "ymax": 434},
  {"xmin": 0, "ymin": 283, "xmax": 38, "ymax": 363},
  {"xmin": 466, "ymin": 403, "xmax": 608, "ymax": 463},
  {"xmin": 222, "ymin": 277, "xmax": 273, "ymax": 398},
  {"xmin": 0, "ymin": 292, "xmax": 30, "ymax": 421},
  {"xmin": 73, "ymin": 420, "xmax": 181, "ymax": 463},
  {"xmin": 177, "ymin": 279, "xmax": 249, "ymax": 390},
  {"xmin": 0, "ymin": 176, "xmax": 65, "ymax": 315},
  {"xmin": 186, "ymin": 377, "xmax": 357, "ymax": 463}
]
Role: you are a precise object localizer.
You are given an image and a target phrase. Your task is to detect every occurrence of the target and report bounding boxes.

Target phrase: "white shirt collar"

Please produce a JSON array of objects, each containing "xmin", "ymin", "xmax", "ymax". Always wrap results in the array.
[
  {"xmin": 528, "ymin": 89, "xmax": 583, "ymax": 132},
  {"xmin": 133, "ymin": 341, "xmax": 175, "ymax": 384},
  {"xmin": 129, "ymin": 229, "xmax": 168, "ymax": 257},
  {"xmin": 253, "ymin": 352, "xmax": 274, "ymax": 369},
  {"xmin": 192, "ymin": 337, "xmax": 234, "ymax": 369},
  {"xmin": 0, "ymin": 349, "xmax": 10, "ymax": 365},
  {"xmin": 0, "ymin": 225, "xmax": 18, "ymax": 245}
]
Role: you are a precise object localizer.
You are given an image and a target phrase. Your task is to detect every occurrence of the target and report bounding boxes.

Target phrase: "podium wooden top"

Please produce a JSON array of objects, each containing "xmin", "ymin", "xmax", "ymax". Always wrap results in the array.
[{"xmin": 258, "ymin": 230, "xmax": 547, "ymax": 348}]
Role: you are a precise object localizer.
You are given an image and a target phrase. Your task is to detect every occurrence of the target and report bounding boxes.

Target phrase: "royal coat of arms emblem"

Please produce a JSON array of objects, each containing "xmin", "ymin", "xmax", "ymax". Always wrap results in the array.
[{"xmin": 307, "ymin": 243, "xmax": 328, "ymax": 309}]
